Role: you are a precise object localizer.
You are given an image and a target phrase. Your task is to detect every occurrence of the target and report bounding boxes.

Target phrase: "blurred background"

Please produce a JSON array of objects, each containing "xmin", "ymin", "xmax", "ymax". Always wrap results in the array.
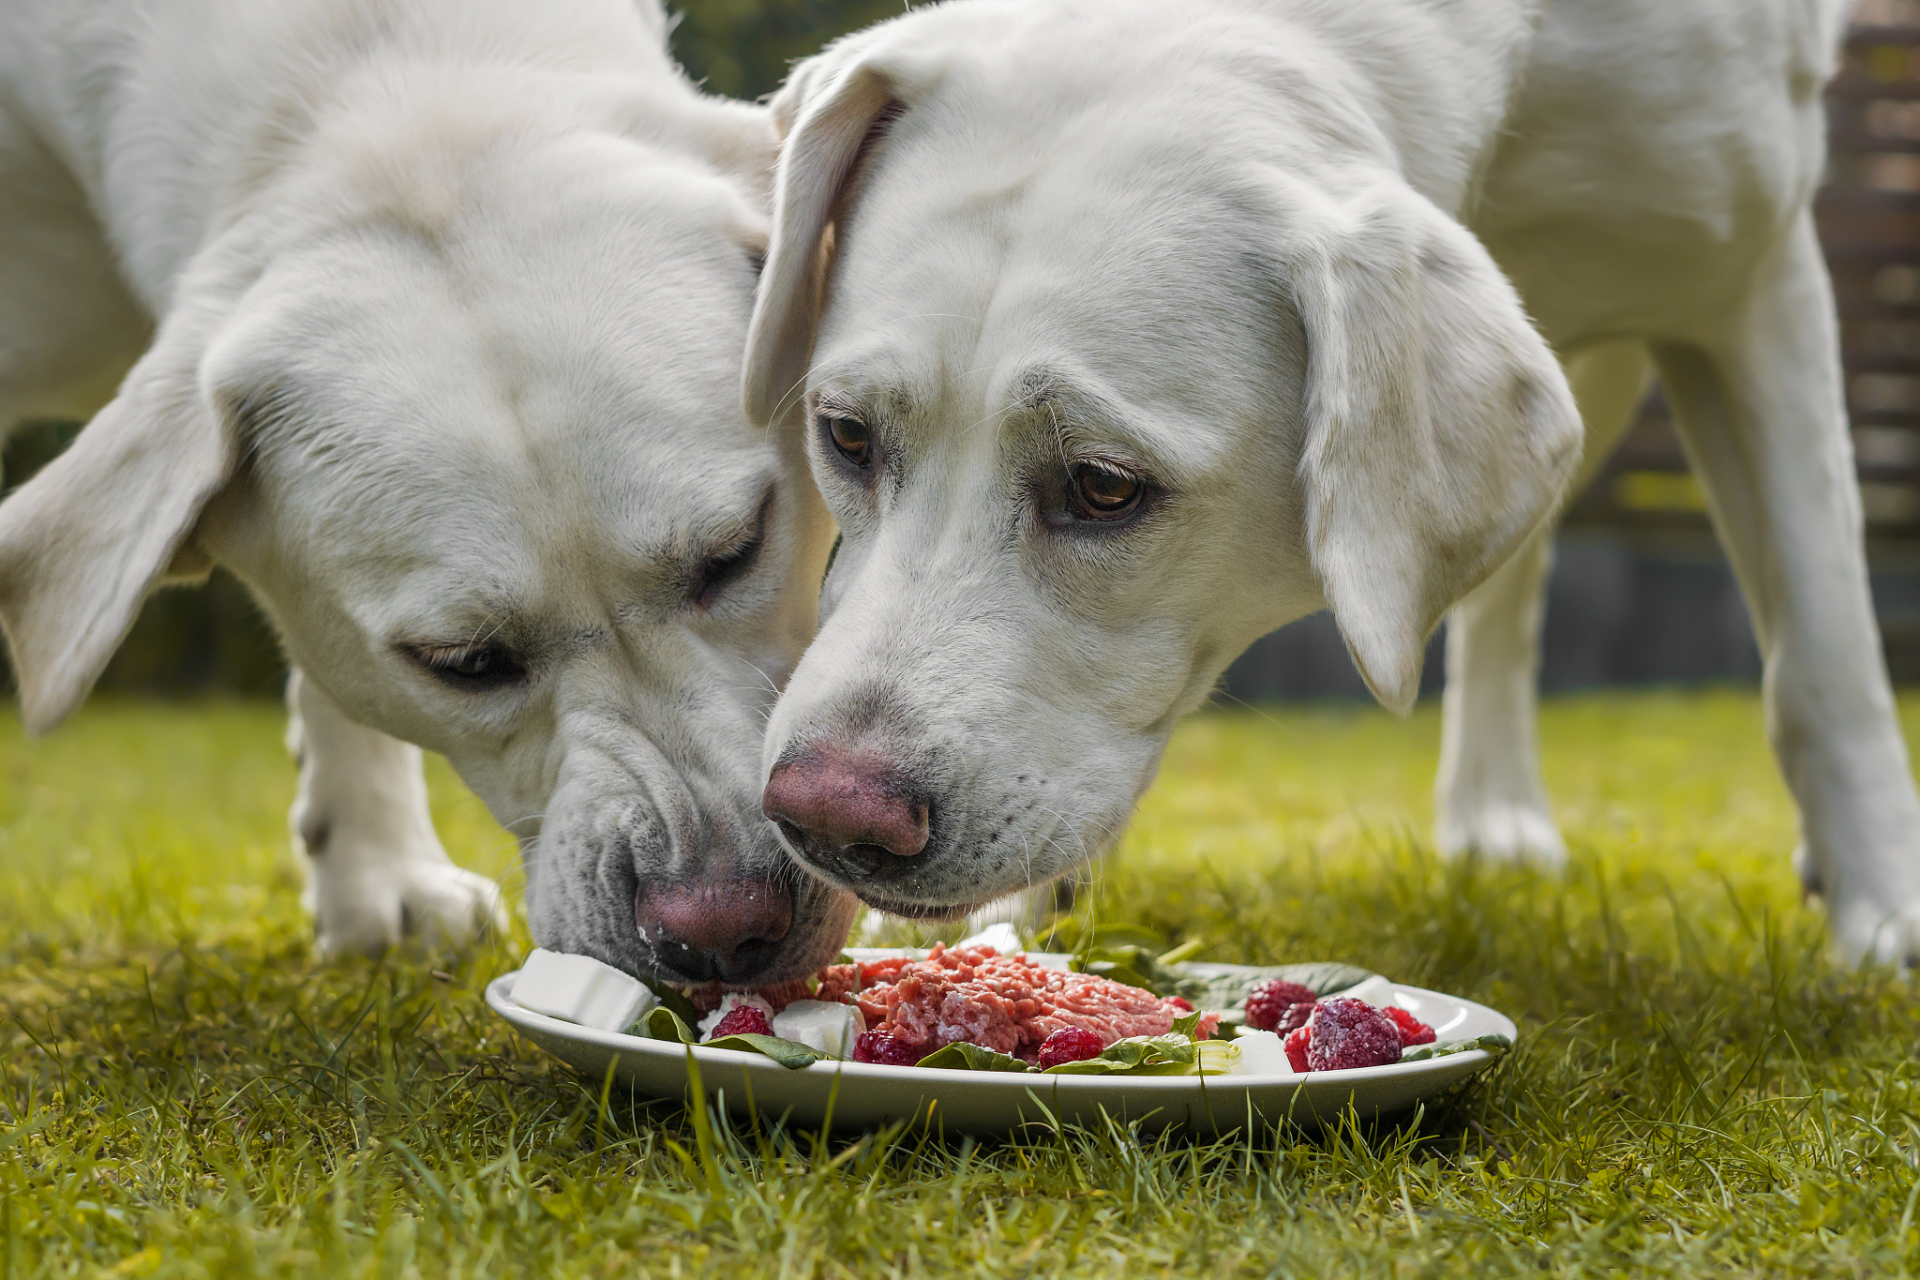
[{"xmin": 10, "ymin": 0, "xmax": 1920, "ymax": 704}]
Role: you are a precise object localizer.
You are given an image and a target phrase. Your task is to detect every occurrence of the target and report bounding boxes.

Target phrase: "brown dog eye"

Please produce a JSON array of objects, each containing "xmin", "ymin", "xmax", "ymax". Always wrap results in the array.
[
  {"xmin": 410, "ymin": 643, "xmax": 526, "ymax": 690},
  {"xmin": 823, "ymin": 416, "xmax": 872, "ymax": 468},
  {"xmin": 1071, "ymin": 464, "xmax": 1143, "ymax": 519}
]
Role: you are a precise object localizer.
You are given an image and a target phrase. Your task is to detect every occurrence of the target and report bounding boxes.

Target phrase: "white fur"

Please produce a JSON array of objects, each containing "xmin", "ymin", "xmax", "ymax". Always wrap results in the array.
[
  {"xmin": 0, "ymin": 0, "xmax": 856, "ymax": 973},
  {"xmin": 747, "ymin": 0, "xmax": 1920, "ymax": 964}
]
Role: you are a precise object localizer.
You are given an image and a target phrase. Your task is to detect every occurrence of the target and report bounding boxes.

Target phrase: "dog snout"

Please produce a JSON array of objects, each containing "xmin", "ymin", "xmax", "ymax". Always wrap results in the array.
[
  {"xmin": 634, "ymin": 879, "xmax": 794, "ymax": 984},
  {"xmin": 762, "ymin": 746, "xmax": 930, "ymax": 882}
]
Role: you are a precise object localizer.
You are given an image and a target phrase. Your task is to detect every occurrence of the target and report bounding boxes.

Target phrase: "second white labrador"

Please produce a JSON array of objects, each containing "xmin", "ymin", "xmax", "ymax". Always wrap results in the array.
[{"xmin": 747, "ymin": 0, "xmax": 1920, "ymax": 964}]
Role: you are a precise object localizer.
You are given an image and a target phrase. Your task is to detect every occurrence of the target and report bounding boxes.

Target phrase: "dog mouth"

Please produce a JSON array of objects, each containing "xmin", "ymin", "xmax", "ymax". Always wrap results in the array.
[{"xmin": 847, "ymin": 889, "xmax": 984, "ymax": 922}]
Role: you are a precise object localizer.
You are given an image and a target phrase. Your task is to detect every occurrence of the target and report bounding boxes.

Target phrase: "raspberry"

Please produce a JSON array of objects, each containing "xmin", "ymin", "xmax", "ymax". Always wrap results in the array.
[
  {"xmin": 709, "ymin": 1006, "xmax": 773, "ymax": 1039},
  {"xmin": 1283, "ymin": 1025, "xmax": 1311, "ymax": 1073},
  {"xmin": 1276, "ymin": 1001, "xmax": 1318, "ymax": 1035},
  {"xmin": 1166, "ymin": 996, "xmax": 1195, "ymax": 1012},
  {"xmin": 1384, "ymin": 1005, "xmax": 1435, "ymax": 1047},
  {"xmin": 1244, "ymin": 980, "xmax": 1319, "ymax": 1031},
  {"xmin": 1037, "ymin": 1027, "xmax": 1106, "ymax": 1068},
  {"xmin": 1304, "ymin": 997, "xmax": 1403, "ymax": 1071},
  {"xmin": 851, "ymin": 1032, "xmax": 924, "ymax": 1067}
]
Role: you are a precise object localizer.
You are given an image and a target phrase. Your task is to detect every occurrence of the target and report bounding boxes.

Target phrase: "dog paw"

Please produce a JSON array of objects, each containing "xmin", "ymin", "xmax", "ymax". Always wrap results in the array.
[
  {"xmin": 1434, "ymin": 801, "xmax": 1568, "ymax": 867},
  {"xmin": 310, "ymin": 860, "xmax": 508, "ymax": 957},
  {"xmin": 1823, "ymin": 893, "xmax": 1920, "ymax": 968}
]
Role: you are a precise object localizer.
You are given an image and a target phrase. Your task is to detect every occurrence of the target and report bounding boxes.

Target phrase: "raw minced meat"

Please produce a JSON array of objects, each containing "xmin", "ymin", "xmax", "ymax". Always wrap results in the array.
[{"xmin": 812, "ymin": 943, "xmax": 1217, "ymax": 1064}]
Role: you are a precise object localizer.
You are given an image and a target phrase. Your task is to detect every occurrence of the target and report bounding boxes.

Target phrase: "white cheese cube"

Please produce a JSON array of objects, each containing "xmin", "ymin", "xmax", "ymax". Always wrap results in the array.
[
  {"xmin": 954, "ymin": 921, "xmax": 1024, "ymax": 954},
  {"xmin": 771, "ymin": 1000, "xmax": 868, "ymax": 1058},
  {"xmin": 1328, "ymin": 975, "xmax": 1397, "ymax": 1009},
  {"xmin": 512, "ymin": 949, "xmax": 657, "ymax": 1032},
  {"xmin": 1232, "ymin": 1029, "xmax": 1297, "ymax": 1076}
]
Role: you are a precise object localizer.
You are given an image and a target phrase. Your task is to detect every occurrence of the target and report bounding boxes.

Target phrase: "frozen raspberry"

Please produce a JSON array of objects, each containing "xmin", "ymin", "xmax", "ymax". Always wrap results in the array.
[
  {"xmin": 1304, "ymin": 997, "xmax": 1403, "ymax": 1071},
  {"xmin": 1275, "ymin": 1001, "xmax": 1318, "ymax": 1035},
  {"xmin": 1384, "ymin": 1005, "xmax": 1435, "ymax": 1047},
  {"xmin": 1037, "ymin": 1027, "xmax": 1106, "ymax": 1068},
  {"xmin": 1244, "ymin": 980, "xmax": 1319, "ymax": 1031},
  {"xmin": 1283, "ymin": 1026, "xmax": 1311, "ymax": 1073},
  {"xmin": 709, "ymin": 1006, "xmax": 773, "ymax": 1039},
  {"xmin": 1166, "ymin": 996, "xmax": 1195, "ymax": 1012},
  {"xmin": 851, "ymin": 1032, "xmax": 924, "ymax": 1067}
]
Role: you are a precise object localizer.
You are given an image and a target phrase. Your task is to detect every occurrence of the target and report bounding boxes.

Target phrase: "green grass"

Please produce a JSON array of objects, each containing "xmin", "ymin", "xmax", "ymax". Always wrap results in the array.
[{"xmin": 2, "ymin": 690, "xmax": 1918, "ymax": 1278}]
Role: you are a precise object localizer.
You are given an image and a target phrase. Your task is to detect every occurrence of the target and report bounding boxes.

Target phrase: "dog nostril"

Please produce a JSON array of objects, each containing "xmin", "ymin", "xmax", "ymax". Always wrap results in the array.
[
  {"xmin": 835, "ymin": 843, "xmax": 894, "ymax": 880},
  {"xmin": 650, "ymin": 936, "xmax": 718, "ymax": 984},
  {"xmin": 762, "ymin": 747, "xmax": 931, "ymax": 861}
]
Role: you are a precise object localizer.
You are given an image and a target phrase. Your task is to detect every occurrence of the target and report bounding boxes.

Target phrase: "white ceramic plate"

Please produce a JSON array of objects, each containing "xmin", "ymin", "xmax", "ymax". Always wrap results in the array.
[{"xmin": 485, "ymin": 952, "xmax": 1517, "ymax": 1136}]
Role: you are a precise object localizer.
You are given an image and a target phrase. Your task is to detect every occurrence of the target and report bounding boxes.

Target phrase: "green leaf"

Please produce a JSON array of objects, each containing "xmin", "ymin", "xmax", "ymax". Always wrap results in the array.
[
  {"xmin": 1069, "ymin": 945, "xmax": 1212, "ymax": 1003},
  {"xmin": 702, "ymin": 1033, "xmax": 826, "ymax": 1069},
  {"xmin": 1399, "ymin": 1033, "xmax": 1514, "ymax": 1062},
  {"xmin": 639, "ymin": 1006, "xmax": 828, "ymax": 1069},
  {"xmin": 914, "ymin": 1042, "xmax": 1034, "ymax": 1073},
  {"xmin": 643, "ymin": 1005, "xmax": 697, "ymax": 1044},
  {"xmin": 1170, "ymin": 1006, "xmax": 1205, "ymax": 1038},
  {"xmin": 1044, "ymin": 1033, "xmax": 1197, "ymax": 1075},
  {"xmin": 1186, "ymin": 962, "xmax": 1380, "ymax": 1022}
]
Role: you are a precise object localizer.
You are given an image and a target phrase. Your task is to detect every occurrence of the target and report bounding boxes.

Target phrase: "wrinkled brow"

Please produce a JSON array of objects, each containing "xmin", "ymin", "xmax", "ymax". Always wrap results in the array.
[{"xmin": 1004, "ymin": 367, "xmax": 1196, "ymax": 485}]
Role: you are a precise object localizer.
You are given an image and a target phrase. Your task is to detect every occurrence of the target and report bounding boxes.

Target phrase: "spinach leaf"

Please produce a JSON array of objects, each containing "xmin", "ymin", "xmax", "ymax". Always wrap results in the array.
[
  {"xmin": 702, "ymin": 1033, "xmax": 826, "ymax": 1069},
  {"xmin": 914, "ymin": 1042, "xmax": 1033, "ymax": 1072},
  {"xmin": 1399, "ymin": 1033, "xmax": 1513, "ymax": 1062}
]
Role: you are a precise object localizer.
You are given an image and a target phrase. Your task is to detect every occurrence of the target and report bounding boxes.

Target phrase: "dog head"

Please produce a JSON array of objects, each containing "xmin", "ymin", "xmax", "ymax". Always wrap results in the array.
[
  {"xmin": 745, "ymin": 2, "xmax": 1582, "ymax": 918},
  {"xmin": 0, "ymin": 47, "xmax": 857, "ymax": 984}
]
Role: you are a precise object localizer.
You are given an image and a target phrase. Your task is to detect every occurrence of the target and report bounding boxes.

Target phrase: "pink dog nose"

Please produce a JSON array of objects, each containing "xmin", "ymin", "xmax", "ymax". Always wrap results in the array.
[
  {"xmin": 763, "ymin": 748, "xmax": 930, "ymax": 864},
  {"xmin": 635, "ymin": 880, "xmax": 793, "ymax": 984}
]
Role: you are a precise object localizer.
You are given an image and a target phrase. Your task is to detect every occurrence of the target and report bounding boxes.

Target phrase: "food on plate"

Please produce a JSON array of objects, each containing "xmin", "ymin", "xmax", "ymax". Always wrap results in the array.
[
  {"xmin": 1268, "ymin": 995, "xmax": 1440, "ymax": 1073},
  {"xmin": 850, "ymin": 1031, "xmax": 922, "ymax": 1066},
  {"xmin": 1385, "ymin": 1005, "xmax": 1437, "ymax": 1047},
  {"xmin": 1232, "ymin": 1028, "xmax": 1295, "ymax": 1075},
  {"xmin": 817, "ymin": 943, "xmax": 1219, "ymax": 1064},
  {"xmin": 1284, "ymin": 1025, "xmax": 1311, "ymax": 1072},
  {"xmin": 1242, "ymin": 980, "xmax": 1318, "ymax": 1031},
  {"xmin": 511, "ymin": 948, "xmax": 658, "ymax": 1032},
  {"xmin": 708, "ymin": 1003, "xmax": 774, "ymax": 1039},
  {"xmin": 1300, "ymin": 997, "xmax": 1403, "ymax": 1071},
  {"xmin": 697, "ymin": 992, "xmax": 775, "ymax": 1041},
  {"xmin": 1036, "ymin": 1026, "xmax": 1107, "ymax": 1069},
  {"xmin": 509, "ymin": 938, "xmax": 1504, "ymax": 1079},
  {"xmin": 771, "ymin": 1000, "xmax": 866, "ymax": 1057}
]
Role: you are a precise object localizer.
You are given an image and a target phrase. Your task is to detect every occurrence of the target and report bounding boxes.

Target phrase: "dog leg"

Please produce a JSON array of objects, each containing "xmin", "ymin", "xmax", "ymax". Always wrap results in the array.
[
  {"xmin": 1435, "ymin": 340, "xmax": 1652, "ymax": 863},
  {"xmin": 1654, "ymin": 215, "xmax": 1920, "ymax": 965},
  {"xmin": 286, "ymin": 669, "xmax": 507, "ymax": 955}
]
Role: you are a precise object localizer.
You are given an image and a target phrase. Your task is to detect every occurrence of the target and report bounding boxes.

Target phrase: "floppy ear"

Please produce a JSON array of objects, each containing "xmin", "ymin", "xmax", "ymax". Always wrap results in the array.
[
  {"xmin": 0, "ymin": 308, "xmax": 237, "ymax": 734},
  {"xmin": 1284, "ymin": 177, "xmax": 1582, "ymax": 714},
  {"xmin": 744, "ymin": 52, "xmax": 903, "ymax": 428}
]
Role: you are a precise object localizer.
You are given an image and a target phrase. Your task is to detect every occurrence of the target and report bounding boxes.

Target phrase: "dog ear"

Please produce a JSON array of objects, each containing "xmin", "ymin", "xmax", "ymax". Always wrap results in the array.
[
  {"xmin": 744, "ymin": 49, "xmax": 904, "ymax": 429},
  {"xmin": 1281, "ymin": 177, "xmax": 1582, "ymax": 714},
  {"xmin": 0, "ymin": 304, "xmax": 238, "ymax": 735}
]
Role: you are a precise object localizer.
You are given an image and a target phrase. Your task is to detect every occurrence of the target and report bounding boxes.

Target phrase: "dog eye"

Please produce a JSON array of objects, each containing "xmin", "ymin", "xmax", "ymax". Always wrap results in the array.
[
  {"xmin": 821, "ymin": 416, "xmax": 873, "ymax": 468},
  {"xmin": 410, "ymin": 643, "xmax": 526, "ymax": 689},
  {"xmin": 692, "ymin": 531, "xmax": 764, "ymax": 608},
  {"xmin": 1070, "ymin": 464, "xmax": 1144, "ymax": 519}
]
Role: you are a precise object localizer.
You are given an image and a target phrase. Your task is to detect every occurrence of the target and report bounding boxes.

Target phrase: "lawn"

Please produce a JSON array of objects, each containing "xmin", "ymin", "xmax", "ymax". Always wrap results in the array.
[{"xmin": 1, "ymin": 690, "xmax": 1917, "ymax": 1277}]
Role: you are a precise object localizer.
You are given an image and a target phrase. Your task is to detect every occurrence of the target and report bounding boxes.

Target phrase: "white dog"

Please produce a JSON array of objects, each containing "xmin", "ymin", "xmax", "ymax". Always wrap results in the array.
[
  {"xmin": 0, "ymin": 0, "xmax": 859, "ymax": 984},
  {"xmin": 747, "ymin": 0, "xmax": 1920, "ymax": 963}
]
